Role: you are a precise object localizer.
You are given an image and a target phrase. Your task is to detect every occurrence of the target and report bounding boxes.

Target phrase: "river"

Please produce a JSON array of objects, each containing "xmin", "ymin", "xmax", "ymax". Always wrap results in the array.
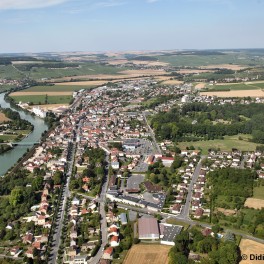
[{"xmin": 0, "ymin": 93, "xmax": 48, "ymax": 176}]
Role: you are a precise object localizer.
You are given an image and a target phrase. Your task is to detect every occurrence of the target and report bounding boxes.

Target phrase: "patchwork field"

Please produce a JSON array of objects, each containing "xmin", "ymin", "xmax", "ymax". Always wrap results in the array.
[
  {"xmin": 178, "ymin": 134, "xmax": 261, "ymax": 154},
  {"xmin": 123, "ymin": 245, "xmax": 171, "ymax": 264},
  {"xmin": 201, "ymin": 89, "xmax": 264, "ymax": 98},
  {"xmin": 0, "ymin": 113, "xmax": 10, "ymax": 123},
  {"xmin": 244, "ymin": 198, "xmax": 264, "ymax": 210},
  {"xmin": 240, "ymin": 239, "xmax": 264, "ymax": 264}
]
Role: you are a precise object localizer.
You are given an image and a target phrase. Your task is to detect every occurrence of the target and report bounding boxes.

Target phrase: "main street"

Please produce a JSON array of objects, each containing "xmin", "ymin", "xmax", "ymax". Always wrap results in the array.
[
  {"xmin": 48, "ymin": 141, "xmax": 77, "ymax": 264},
  {"xmin": 142, "ymin": 112, "xmax": 162, "ymax": 154}
]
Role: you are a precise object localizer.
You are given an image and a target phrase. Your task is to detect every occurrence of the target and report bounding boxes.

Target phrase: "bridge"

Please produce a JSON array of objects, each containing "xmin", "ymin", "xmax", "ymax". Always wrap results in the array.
[
  {"xmin": 12, "ymin": 142, "xmax": 40, "ymax": 146},
  {"xmin": 0, "ymin": 142, "xmax": 40, "ymax": 147}
]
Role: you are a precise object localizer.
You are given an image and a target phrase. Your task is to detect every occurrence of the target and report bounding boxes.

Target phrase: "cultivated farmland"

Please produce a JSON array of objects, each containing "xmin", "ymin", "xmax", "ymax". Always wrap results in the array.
[
  {"xmin": 240, "ymin": 239, "xmax": 264, "ymax": 264},
  {"xmin": 201, "ymin": 89, "xmax": 264, "ymax": 98},
  {"xmin": 123, "ymin": 244, "xmax": 171, "ymax": 264}
]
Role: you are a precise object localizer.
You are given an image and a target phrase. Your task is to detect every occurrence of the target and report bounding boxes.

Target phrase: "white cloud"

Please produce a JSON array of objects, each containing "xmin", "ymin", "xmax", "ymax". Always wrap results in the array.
[
  {"xmin": 0, "ymin": 0, "xmax": 69, "ymax": 10},
  {"xmin": 146, "ymin": 0, "xmax": 160, "ymax": 3}
]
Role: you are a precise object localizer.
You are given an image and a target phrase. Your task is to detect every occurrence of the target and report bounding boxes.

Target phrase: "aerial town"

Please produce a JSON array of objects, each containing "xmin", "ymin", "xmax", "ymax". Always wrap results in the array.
[{"xmin": 1, "ymin": 57, "xmax": 264, "ymax": 264}]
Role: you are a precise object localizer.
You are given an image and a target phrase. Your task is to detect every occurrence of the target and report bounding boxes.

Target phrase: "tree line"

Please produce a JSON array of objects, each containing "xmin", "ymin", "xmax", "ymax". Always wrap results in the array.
[{"xmin": 150, "ymin": 102, "xmax": 264, "ymax": 143}]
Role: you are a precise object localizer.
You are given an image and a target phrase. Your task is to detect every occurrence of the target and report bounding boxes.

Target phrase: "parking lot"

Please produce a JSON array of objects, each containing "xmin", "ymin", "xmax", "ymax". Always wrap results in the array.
[{"xmin": 127, "ymin": 174, "xmax": 145, "ymax": 189}]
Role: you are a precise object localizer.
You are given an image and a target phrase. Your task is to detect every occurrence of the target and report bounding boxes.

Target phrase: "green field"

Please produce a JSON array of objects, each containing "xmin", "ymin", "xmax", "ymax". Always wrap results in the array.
[
  {"xmin": 206, "ymin": 83, "xmax": 260, "ymax": 91},
  {"xmin": 0, "ymin": 134, "xmax": 18, "ymax": 142},
  {"xmin": 10, "ymin": 95, "xmax": 73, "ymax": 104},
  {"xmin": 178, "ymin": 134, "xmax": 261, "ymax": 154},
  {"xmin": 20, "ymin": 85, "xmax": 95, "ymax": 92},
  {"xmin": 253, "ymin": 186, "xmax": 264, "ymax": 199}
]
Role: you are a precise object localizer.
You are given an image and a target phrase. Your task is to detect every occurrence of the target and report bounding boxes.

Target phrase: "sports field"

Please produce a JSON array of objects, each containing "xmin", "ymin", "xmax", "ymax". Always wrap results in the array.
[{"xmin": 123, "ymin": 245, "xmax": 171, "ymax": 264}]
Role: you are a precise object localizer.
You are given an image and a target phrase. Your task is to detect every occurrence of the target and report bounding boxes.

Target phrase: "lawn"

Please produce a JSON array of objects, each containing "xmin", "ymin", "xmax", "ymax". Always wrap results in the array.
[
  {"xmin": 10, "ymin": 95, "xmax": 73, "ymax": 105},
  {"xmin": 253, "ymin": 186, "xmax": 264, "ymax": 199},
  {"xmin": 178, "ymin": 134, "xmax": 261, "ymax": 154}
]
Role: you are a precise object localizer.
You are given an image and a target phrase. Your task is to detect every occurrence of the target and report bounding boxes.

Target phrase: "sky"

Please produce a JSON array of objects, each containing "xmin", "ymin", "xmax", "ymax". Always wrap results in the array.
[{"xmin": 0, "ymin": 0, "xmax": 263, "ymax": 53}]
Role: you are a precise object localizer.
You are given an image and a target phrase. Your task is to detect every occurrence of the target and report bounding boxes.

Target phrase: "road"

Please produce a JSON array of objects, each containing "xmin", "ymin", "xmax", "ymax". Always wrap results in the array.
[
  {"xmin": 87, "ymin": 154, "xmax": 110, "ymax": 264},
  {"xmin": 48, "ymin": 141, "xmax": 76, "ymax": 264},
  {"xmin": 177, "ymin": 157, "xmax": 204, "ymax": 220},
  {"xmin": 142, "ymin": 112, "xmax": 162, "ymax": 154},
  {"xmin": 240, "ymin": 155, "xmax": 248, "ymax": 169}
]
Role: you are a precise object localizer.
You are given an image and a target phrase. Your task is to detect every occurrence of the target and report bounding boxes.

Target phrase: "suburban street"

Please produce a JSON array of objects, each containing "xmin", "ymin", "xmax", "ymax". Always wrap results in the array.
[{"xmin": 177, "ymin": 157, "xmax": 204, "ymax": 220}]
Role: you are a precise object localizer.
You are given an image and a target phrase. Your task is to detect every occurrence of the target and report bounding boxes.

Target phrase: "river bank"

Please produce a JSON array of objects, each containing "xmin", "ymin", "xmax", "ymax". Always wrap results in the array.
[{"xmin": 0, "ymin": 93, "xmax": 48, "ymax": 176}]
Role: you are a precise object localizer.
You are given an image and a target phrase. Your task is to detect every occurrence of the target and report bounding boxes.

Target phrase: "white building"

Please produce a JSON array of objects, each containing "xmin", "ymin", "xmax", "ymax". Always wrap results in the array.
[{"xmin": 32, "ymin": 107, "xmax": 47, "ymax": 118}]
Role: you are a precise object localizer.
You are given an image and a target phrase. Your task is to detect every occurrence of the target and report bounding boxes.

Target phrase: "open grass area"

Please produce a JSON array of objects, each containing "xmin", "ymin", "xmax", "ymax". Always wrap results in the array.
[
  {"xmin": 178, "ymin": 134, "xmax": 261, "ymax": 154},
  {"xmin": 10, "ymin": 94, "xmax": 72, "ymax": 105},
  {"xmin": 0, "ymin": 134, "xmax": 18, "ymax": 142},
  {"xmin": 253, "ymin": 186, "xmax": 264, "ymax": 199},
  {"xmin": 19, "ymin": 85, "xmax": 95, "ymax": 92}
]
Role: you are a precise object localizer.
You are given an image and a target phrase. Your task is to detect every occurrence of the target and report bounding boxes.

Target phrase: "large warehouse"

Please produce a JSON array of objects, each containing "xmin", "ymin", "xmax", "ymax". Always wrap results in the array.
[{"xmin": 138, "ymin": 217, "xmax": 160, "ymax": 240}]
